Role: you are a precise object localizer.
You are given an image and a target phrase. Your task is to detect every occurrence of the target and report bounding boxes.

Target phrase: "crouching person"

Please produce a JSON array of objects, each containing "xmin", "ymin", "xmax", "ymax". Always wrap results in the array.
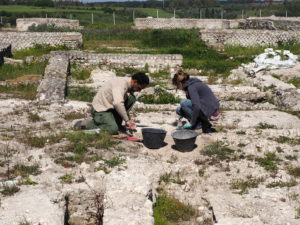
[
  {"xmin": 172, "ymin": 69, "xmax": 220, "ymax": 133},
  {"xmin": 75, "ymin": 72, "xmax": 149, "ymax": 134}
]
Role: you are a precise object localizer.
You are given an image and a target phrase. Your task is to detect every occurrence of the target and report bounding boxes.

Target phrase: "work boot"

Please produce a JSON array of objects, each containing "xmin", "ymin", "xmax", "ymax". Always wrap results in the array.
[{"xmin": 203, "ymin": 127, "xmax": 217, "ymax": 134}]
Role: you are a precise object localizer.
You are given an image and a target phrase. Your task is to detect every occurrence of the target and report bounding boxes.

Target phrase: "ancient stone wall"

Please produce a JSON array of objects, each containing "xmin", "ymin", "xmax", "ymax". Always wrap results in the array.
[
  {"xmin": 133, "ymin": 18, "xmax": 240, "ymax": 30},
  {"xmin": 200, "ymin": 29, "xmax": 300, "ymax": 48},
  {"xmin": 37, "ymin": 55, "xmax": 69, "ymax": 102},
  {"xmin": 51, "ymin": 50, "xmax": 183, "ymax": 72},
  {"xmin": 0, "ymin": 32, "xmax": 82, "ymax": 50},
  {"xmin": 240, "ymin": 16, "xmax": 300, "ymax": 30},
  {"xmin": 16, "ymin": 18, "xmax": 81, "ymax": 31},
  {"xmin": 0, "ymin": 44, "xmax": 12, "ymax": 65}
]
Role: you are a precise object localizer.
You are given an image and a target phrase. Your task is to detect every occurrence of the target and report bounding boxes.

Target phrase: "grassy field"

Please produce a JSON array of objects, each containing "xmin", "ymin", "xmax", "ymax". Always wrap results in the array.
[{"xmin": 0, "ymin": 5, "xmax": 174, "ymax": 25}]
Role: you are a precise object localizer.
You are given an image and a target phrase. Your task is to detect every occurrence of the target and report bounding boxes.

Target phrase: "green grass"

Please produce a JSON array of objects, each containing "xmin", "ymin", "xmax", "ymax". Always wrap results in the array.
[
  {"xmin": 59, "ymin": 173, "xmax": 73, "ymax": 184},
  {"xmin": 103, "ymin": 156, "xmax": 125, "ymax": 168},
  {"xmin": 67, "ymin": 86, "xmax": 96, "ymax": 102},
  {"xmin": 63, "ymin": 112, "xmax": 86, "ymax": 121},
  {"xmin": 14, "ymin": 163, "xmax": 41, "ymax": 178},
  {"xmin": 256, "ymin": 123, "xmax": 277, "ymax": 129},
  {"xmin": 0, "ymin": 61, "xmax": 47, "ymax": 81},
  {"xmin": 159, "ymin": 172, "xmax": 186, "ymax": 185},
  {"xmin": 138, "ymin": 88, "xmax": 180, "ymax": 104},
  {"xmin": 0, "ymin": 84, "xmax": 38, "ymax": 100},
  {"xmin": 0, "ymin": 186, "xmax": 20, "ymax": 196},
  {"xmin": 287, "ymin": 77, "xmax": 300, "ymax": 88},
  {"xmin": 255, "ymin": 152, "xmax": 279, "ymax": 172},
  {"xmin": 202, "ymin": 141, "xmax": 235, "ymax": 162},
  {"xmin": 13, "ymin": 44, "xmax": 70, "ymax": 59},
  {"xmin": 19, "ymin": 132, "xmax": 66, "ymax": 148},
  {"xmin": 230, "ymin": 176, "xmax": 264, "ymax": 195},
  {"xmin": 274, "ymin": 136, "xmax": 300, "ymax": 146},
  {"xmin": 153, "ymin": 193, "xmax": 197, "ymax": 225},
  {"xmin": 266, "ymin": 179, "xmax": 297, "ymax": 188},
  {"xmin": 54, "ymin": 131, "xmax": 116, "ymax": 167},
  {"xmin": 28, "ymin": 113, "xmax": 43, "ymax": 122}
]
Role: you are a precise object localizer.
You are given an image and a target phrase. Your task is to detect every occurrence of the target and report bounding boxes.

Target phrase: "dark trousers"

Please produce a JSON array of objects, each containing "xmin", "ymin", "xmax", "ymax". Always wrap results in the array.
[{"xmin": 86, "ymin": 95, "xmax": 136, "ymax": 134}]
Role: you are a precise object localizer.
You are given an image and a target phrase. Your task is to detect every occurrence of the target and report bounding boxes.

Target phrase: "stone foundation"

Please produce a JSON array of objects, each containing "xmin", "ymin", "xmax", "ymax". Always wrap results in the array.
[
  {"xmin": 37, "ymin": 55, "xmax": 70, "ymax": 102},
  {"xmin": 134, "ymin": 18, "xmax": 240, "ymax": 30},
  {"xmin": 16, "ymin": 18, "xmax": 81, "ymax": 31},
  {"xmin": 200, "ymin": 29, "xmax": 300, "ymax": 48},
  {"xmin": 0, "ymin": 32, "xmax": 82, "ymax": 50},
  {"xmin": 51, "ymin": 50, "xmax": 183, "ymax": 72}
]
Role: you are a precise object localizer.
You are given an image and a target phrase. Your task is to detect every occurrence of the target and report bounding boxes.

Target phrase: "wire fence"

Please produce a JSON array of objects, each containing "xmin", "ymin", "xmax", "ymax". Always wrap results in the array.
[{"xmin": 0, "ymin": 8, "xmax": 298, "ymax": 27}]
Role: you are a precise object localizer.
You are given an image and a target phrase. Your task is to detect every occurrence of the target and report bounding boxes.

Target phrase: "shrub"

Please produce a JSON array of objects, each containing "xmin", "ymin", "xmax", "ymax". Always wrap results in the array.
[{"xmin": 153, "ymin": 193, "xmax": 196, "ymax": 224}]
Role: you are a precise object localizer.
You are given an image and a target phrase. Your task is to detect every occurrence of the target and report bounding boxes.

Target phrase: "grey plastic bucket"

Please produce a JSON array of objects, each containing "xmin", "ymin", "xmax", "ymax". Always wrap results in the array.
[
  {"xmin": 142, "ymin": 128, "xmax": 167, "ymax": 149},
  {"xmin": 171, "ymin": 130, "xmax": 198, "ymax": 151}
]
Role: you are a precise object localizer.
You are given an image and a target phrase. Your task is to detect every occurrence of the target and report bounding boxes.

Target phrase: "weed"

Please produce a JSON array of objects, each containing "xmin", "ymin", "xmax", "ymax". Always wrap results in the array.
[
  {"xmin": 28, "ymin": 113, "xmax": 43, "ymax": 122},
  {"xmin": 153, "ymin": 193, "xmax": 197, "ymax": 224},
  {"xmin": 271, "ymin": 74, "xmax": 281, "ymax": 79},
  {"xmin": 198, "ymin": 169, "xmax": 205, "ymax": 177},
  {"xmin": 96, "ymin": 165, "xmax": 110, "ymax": 174},
  {"xmin": 63, "ymin": 112, "xmax": 86, "ymax": 121},
  {"xmin": 19, "ymin": 133, "xmax": 65, "ymax": 148},
  {"xmin": 287, "ymin": 166, "xmax": 300, "ymax": 178},
  {"xmin": 274, "ymin": 136, "xmax": 300, "ymax": 146},
  {"xmin": 202, "ymin": 141, "xmax": 235, "ymax": 162},
  {"xmin": 159, "ymin": 173, "xmax": 171, "ymax": 184},
  {"xmin": 285, "ymin": 155, "xmax": 297, "ymax": 161},
  {"xmin": 103, "ymin": 156, "xmax": 125, "ymax": 168},
  {"xmin": 138, "ymin": 88, "xmax": 180, "ymax": 104},
  {"xmin": 67, "ymin": 86, "xmax": 96, "ymax": 102},
  {"xmin": 14, "ymin": 163, "xmax": 41, "ymax": 178},
  {"xmin": 71, "ymin": 63, "xmax": 92, "ymax": 80},
  {"xmin": 0, "ymin": 144, "xmax": 18, "ymax": 180},
  {"xmin": 256, "ymin": 123, "xmax": 277, "ymax": 129},
  {"xmin": 296, "ymin": 207, "xmax": 300, "ymax": 219},
  {"xmin": 237, "ymin": 143, "xmax": 247, "ymax": 148},
  {"xmin": 18, "ymin": 219, "xmax": 32, "ymax": 225},
  {"xmin": 159, "ymin": 172, "xmax": 186, "ymax": 185},
  {"xmin": 59, "ymin": 173, "xmax": 73, "ymax": 184},
  {"xmin": 230, "ymin": 176, "xmax": 264, "ymax": 194},
  {"xmin": 266, "ymin": 179, "xmax": 297, "ymax": 188},
  {"xmin": 236, "ymin": 130, "xmax": 246, "ymax": 135},
  {"xmin": 1, "ymin": 185, "xmax": 20, "ymax": 196},
  {"xmin": 22, "ymin": 177, "xmax": 38, "ymax": 185},
  {"xmin": 287, "ymin": 77, "xmax": 300, "ymax": 88},
  {"xmin": 114, "ymin": 66, "xmax": 142, "ymax": 77},
  {"xmin": 255, "ymin": 152, "xmax": 279, "ymax": 172}
]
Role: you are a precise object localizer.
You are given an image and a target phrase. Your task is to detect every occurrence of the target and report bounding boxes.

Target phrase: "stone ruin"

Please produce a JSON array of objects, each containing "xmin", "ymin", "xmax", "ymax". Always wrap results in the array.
[
  {"xmin": 133, "ymin": 16, "xmax": 300, "ymax": 48},
  {"xmin": 36, "ymin": 51, "xmax": 183, "ymax": 103},
  {"xmin": 0, "ymin": 32, "xmax": 82, "ymax": 51},
  {"xmin": 16, "ymin": 18, "xmax": 82, "ymax": 32}
]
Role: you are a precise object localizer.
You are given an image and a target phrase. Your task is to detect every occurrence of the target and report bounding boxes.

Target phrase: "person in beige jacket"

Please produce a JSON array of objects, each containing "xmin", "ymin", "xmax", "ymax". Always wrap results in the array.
[{"xmin": 79, "ymin": 72, "xmax": 149, "ymax": 134}]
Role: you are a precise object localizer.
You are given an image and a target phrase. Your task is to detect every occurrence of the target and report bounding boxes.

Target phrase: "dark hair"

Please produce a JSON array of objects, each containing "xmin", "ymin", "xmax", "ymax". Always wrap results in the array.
[
  {"xmin": 172, "ymin": 69, "xmax": 190, "ymax": 89},
  {"xmin": 132, "ymin": 72, "xmax": 149, "ymax": 85}
]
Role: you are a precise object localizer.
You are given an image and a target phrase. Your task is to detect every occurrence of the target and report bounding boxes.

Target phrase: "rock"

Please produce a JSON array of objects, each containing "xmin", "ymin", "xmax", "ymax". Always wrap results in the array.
[
  {"xmin": 275, "ymin": 89, "xmax": 300, "ymax": 111},
  {"xmin": 211, "ymin": 85, "xmax": 265, "ymax": 101},
  {"xmin": 89, "ymin": 68, "xmax": 116, "ymax": 88},
  {"xmin": 25, "ymin": 56, "xmax": 36, "ymax": 64},
  {"xmin": 4, "ymin": 57, "xmax": 23, "ymax": 65}
]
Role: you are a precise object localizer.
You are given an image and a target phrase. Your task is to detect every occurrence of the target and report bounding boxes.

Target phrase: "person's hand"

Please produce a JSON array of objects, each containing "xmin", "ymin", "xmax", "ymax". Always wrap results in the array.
[{"xmin": 125, "ymin": 120, "xmax": 136, "ymax": 130}]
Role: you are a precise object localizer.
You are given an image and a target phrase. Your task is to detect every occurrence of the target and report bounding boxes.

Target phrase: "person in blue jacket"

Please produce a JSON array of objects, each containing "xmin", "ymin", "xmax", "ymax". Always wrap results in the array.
[{"xmin": 172, "ymin": 69, "xmax": 220, "ymax": 133}]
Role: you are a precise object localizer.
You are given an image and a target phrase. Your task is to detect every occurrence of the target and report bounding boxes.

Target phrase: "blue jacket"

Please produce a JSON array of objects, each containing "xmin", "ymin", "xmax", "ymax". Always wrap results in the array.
[{"xmin": 185, "ymin": 78, "xmax": 219, "ymax": 128}]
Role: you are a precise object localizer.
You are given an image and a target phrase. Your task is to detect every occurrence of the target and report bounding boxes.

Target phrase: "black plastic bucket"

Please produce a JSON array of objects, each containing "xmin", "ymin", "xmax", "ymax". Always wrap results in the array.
[
  {"xmin": 142, "ymin": 128, "xmax": 167, "ymax": 149},
  {"xmin": 171, "ymin": 130, "xmax": 198, "ymax": 152}
]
